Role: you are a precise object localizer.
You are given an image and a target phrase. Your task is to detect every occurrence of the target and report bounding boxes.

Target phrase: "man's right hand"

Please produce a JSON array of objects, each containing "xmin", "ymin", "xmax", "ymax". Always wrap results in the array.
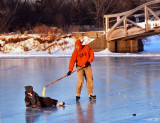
[{"xmin": 67, "ymin": 71, "xmax": 72, "ymax": 76}]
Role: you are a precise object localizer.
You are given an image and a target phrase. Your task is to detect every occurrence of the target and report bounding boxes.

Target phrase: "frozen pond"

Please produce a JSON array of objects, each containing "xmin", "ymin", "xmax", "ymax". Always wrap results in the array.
[{"xmin": 1, "ymin": 57, "xmax": 160, "ymax": 122}]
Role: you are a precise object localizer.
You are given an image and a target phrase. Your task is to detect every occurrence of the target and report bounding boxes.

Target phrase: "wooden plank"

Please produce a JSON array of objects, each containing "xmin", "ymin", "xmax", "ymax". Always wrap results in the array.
[
  {"xmin": 117, "ymin": 16, "xmax": 120, "ymax": 22},
  {"xmin": 147, "ymin": 7, "xmax": 160, "ymax": 20},
  {"xmin": 123, "ymin": 18, "xmax": 127, "ymax": 36},
  {"xmin": 108, "ymin": 27, "xmax": 160, "ymax": 41},
  {"xmin": 134, "ymin": 10, "xmax": 160, "ymax": 18},
  {"xmin": 126, "ymin": 19, "xmax": 143, "ymax": 29},
  {"xmin": 145, "ymin": 6, "xmax": 149, "ymax": 32},
  {"xmin": 130, "ymin": 40, "xmax": 133, "ymax": 53},
  {"xmin": 105, "ymin": 17, "xmax": 109, "ymax": 32},
  {"xmin": 104, "ymin": 11, "xmax": 128, "ymax": 18}
]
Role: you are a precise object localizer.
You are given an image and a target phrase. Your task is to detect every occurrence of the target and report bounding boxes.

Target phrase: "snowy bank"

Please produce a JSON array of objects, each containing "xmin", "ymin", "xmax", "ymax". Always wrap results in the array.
[{"xmin": 0, "ymin": 33, "xmax": 159, "ymax": 57}]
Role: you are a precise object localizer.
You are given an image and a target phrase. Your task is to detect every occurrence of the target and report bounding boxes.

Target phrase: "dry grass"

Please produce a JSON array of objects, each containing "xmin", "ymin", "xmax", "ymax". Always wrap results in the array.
[
  {"xmin": 23, "ymin": 46, "xmax": 29, "ymax": 51},
  {"xmin": 68, "ymin": 25, "xmax": 94, "ymax": 33},
  {"xmin": 56, "ymin": 40, "xmax": 69, "ymax": 51},
  {"xmin": 33, "ymin": 24, "xmax": 63, "ymax": 34},
  {"xmin": 0, "ymin": 25, "xmax": 67, "ymax": 45},
  {"xmin": 17, "ymin": 30, "xmax": 21, "ymax": 37},
  {"xmin": 1, "ymin": 33, "xmax": 64, "ymax": 45},
  {"xmin": 0, "ymin": 35, "xmax": 6, "ymax": 41},
  {"xmin": 0, "ymin": 25, "xmax": 74, "ymax": 52},
  {"xmin": 4, "ymin": 36, "xmax": 30, "ymax": 44},
  {"xmin": 24, "ymin": 31, "xmax": 29, "ymax": 36}
]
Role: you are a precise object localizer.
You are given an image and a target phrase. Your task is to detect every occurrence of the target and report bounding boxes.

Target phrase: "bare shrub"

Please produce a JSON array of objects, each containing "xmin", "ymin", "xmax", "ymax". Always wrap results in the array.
[
  {"xmin": 68, "ymin": 25, "xmax": 81, "ymax": 32},
  {"xmin": 34, "ymin": 37, "xmax": 44, "ymax": 44},
  {"xmin": 63, "ymin": 40, "xmax": 68, "ymax": 45},
  {"xmin": 24, "ymin": 31, "xmax": 28, "ymax": 36},
  {"xmin": 56, "ymin": 35, "xmax": 62, "ymax": 41},
  {"xmin": 33, "ymin": 24, "xmax": 62, "ymax": 34},
  {"xmin": 23, "ymin": 46, "xmax": 29, "ymax": 51},
  {"xmin": 7, "ymin": 37, "xmax": 20, "ymax": 43},
  {"xmin": 20, "ymin": 37, "xmax": 28, "ymax": 41},
  {"xmin": 61, "ymin": 34, "xmax": 67, "ymax": 38},
  {"xmin": 50, "ymin": 27, "xmax": 57, "ymax": 34},
  {"xmin": 58, "ymin": 40, "xmax": 68, "ymax": 51},
  {"xmin": 17, "ymin": 30, "xmax": 21, "ymax": 37},
  {"xmin": 57, "ymin": 29, "xmax": 63, "ymax": 34},
  {"xmin": 48, "ymin": 32, "xmax": 56, "ymax": 42},
  {"xmin": 34, "ymin": 36, "xmax": 55, "ymax": 44},
  {"xmin": 0, "ymin": 35, "xmax": 6, "ymax": 41},
  {"xmin": 5, "ymin": 36, "xmax": 30, "ymax": 44},
  {"xmin": 68, "ymin": 25, "xmax": 94, "ymax": 32},
  {"xmin": 48, "ymin": 49, "xmax": 51, "ymax": 54},
  {"xmin": 33, "ymin": 24, "xmax": 49, "ymax": 34}
]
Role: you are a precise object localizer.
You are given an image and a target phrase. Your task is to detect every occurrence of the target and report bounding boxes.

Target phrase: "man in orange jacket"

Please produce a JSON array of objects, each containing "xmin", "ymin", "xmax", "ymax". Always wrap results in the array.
[{"xmin": 67, "ymin": 39, "xmax": 96, "ymax": 101}]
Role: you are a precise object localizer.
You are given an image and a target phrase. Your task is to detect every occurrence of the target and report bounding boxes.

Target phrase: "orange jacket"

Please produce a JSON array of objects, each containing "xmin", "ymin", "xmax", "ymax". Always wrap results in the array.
[{"xmin": 69, "ymin": 40, "xmax": 94, "ymax": 71}]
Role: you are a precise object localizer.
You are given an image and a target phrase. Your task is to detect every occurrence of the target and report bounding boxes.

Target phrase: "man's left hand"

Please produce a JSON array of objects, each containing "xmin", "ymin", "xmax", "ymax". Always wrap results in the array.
[{"xmin": 67, "ymin": 71, "xmax": 72, "ymax": 76}]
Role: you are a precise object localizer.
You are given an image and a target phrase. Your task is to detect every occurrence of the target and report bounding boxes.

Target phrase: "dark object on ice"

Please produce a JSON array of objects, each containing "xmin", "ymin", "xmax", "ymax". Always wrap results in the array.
[
  {"xmin": 24, "ymin": 86, "xmax": 65, "ymax": 108},
  {"xmin": 133, "ymin": 114, "xmax": 136, "ymax": 116}
]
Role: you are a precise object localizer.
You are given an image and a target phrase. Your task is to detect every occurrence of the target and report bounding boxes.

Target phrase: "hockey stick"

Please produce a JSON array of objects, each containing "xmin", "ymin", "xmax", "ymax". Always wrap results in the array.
[{"xmin": 42, "ymin": 67, "xmax": 84, "ymax": 97}]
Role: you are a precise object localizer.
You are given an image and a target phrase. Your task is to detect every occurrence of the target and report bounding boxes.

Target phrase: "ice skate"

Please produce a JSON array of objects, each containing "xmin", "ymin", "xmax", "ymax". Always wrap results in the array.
[
  {"xmin": 89, "ymin": 93, "xmax": 96, "ymax": 100},
  {"xmin": 76, "ymin": 94, "xmax": 80, "ymax": 101}
]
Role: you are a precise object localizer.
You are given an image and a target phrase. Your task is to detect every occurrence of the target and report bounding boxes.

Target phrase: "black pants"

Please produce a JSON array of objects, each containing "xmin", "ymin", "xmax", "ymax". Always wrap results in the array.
[{"xmin": 40, "ymin": 97, "xmax": 58, "ymax": 107}]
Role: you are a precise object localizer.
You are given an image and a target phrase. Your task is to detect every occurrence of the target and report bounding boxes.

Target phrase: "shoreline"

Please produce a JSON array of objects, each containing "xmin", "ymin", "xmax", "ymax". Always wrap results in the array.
[{"xmin": 0, "ymin": 53, "xmax": 160, "ymax": 58}]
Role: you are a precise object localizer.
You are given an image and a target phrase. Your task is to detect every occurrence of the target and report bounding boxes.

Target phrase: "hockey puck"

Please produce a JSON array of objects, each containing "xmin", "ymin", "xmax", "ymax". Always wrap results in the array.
[{"xmin": 133, "ymin": 114, "xmax": 136, "ymax": 116}]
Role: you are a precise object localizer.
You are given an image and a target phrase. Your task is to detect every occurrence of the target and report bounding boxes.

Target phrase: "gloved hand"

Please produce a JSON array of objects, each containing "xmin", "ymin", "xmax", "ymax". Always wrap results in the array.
[
  {"xmin": 85, "ymin": 62, "xmax": 90, "ymax": 67},
  {"xmin": 67, "ymin": 71, "xmax": 72, "ymax": 76}
]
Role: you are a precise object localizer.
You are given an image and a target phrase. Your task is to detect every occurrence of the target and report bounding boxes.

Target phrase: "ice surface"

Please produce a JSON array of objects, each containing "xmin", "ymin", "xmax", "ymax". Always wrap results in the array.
[
  {"xmin": 144, "ymin": 36, "xmax": 160, "ymax": 51},
  {"xmin": 1, "ymin": 57, "xmax": 160, "ymax": 122}
]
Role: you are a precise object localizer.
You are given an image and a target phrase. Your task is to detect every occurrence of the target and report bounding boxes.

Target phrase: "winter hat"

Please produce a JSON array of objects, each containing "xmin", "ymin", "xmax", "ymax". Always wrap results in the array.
[
  {"xmin": 25, "ymin": 86, "xmax": 33, "ymax": 93},
  {"xmin": 75, "ymin": 39, "xmax": 82, "ymax": 50}
]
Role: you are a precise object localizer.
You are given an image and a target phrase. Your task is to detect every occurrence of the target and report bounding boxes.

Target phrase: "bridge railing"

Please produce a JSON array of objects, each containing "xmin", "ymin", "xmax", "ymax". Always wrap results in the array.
[{"xmin": 104, "ymin": 0, "xmax": 160, "ymax": 41}]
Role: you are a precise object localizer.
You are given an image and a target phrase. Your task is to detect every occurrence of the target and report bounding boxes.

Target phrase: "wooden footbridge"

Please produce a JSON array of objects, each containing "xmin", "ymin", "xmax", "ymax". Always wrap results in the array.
[
  {"xmin": 103, "ymin": 0, "xmax": 160, "ymax": 53},
  {"xmin": 45, "ymin": 0, "xmax": 160, "ymax": 53}
]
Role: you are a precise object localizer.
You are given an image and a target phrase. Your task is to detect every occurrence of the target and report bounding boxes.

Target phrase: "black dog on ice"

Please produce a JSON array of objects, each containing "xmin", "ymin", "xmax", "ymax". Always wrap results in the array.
[{"xmin": 24, "ymin": 86, "xmax": 65, "ymax": 108}]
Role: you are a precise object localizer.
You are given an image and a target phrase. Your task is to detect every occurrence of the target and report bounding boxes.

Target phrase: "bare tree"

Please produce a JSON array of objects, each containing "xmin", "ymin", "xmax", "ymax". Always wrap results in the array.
[
  {"xmin": 0, "ymin": 0, "xmax": 152, "ymax": 32},
  {"xmin": 33, "ymin": 0, "xmax": 65, "ymax": 25},
  {"xmin": 84, "ymin": 0, "xmax": 150, "ymax": 28},
  {"xmin": 0, "ymin": 0, "xmax": 20, "ymax": 32},
  {"xmin": 86, "ymin": 0, "xmax": 137, "ymax": 27}
]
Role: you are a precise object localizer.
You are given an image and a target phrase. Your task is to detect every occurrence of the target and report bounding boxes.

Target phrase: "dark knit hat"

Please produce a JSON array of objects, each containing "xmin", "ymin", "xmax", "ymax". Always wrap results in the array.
[{"xmin": 24, "ymin": 86, "xmax": 33, "ymax": 93}]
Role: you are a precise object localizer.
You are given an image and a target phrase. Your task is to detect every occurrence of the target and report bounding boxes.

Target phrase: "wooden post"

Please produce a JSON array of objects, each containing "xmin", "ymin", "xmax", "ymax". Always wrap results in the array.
[
  {"xmin": 123, "ymin": 18, "xmax": 127, "ymax": 36},
  {"xmin": 105, "ymin": 17, "xmax": 109, "ymax": 32},
  {"xmin": 117, "ymin": 16, "xmax": 120, "ymax": 22},
  {"xmin": 145, "ymin": 6, "xmax": 149, "ymax": 32},
  {"xmin": 130, "ymin": 40, "xmax": 133, "ymax": 53}
]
